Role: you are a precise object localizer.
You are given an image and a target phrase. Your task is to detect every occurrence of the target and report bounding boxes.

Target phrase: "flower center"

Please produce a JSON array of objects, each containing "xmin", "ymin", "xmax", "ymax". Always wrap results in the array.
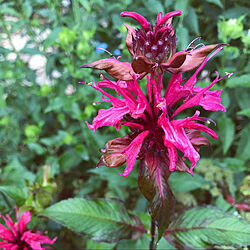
[{"xmin": 132, "ymin": 25, "xmax": 176, "ymax": 63}]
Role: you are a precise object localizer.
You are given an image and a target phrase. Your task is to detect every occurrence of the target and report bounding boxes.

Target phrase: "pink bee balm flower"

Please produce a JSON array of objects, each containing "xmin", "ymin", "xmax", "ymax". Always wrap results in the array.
[
  {"xmin": 84, "ymin": 40, "xmax": 228, "ymax": 176},
  {"xmin": 81, "ymin": 11, "xmax": 225, "ymax": 80},
  {"xmin": 0, "ymin": 207, "xmax": 57, "ymax": 250}
]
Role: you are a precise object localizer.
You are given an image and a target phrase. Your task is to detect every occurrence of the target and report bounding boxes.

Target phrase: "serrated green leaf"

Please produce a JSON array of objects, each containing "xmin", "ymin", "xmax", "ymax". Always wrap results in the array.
[
  {"xmin": 164, "ymin": 206, "xmax": 250, "ymax": 249},
  {"xmin": 226, "ymin": 74, "xmax": 250, "ymax": 88},
  {"xmin": 218, "ymin": 116, "xmax": 235, "ymax": 154},
  {"xmin": 40, "ymin": 198, "xmax": 145, "ymax": 243},
  {"xmin": 0, "ymin": 186, "xmax": 27, "ymax": 206}
]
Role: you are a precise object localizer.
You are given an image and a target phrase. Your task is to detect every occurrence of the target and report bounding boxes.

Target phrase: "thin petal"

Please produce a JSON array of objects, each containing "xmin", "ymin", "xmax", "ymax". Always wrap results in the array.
[
  {"xmin": 0, "ymin": 223, "xmax": 16, "ymax": 242},
  {"xmin": 195, "ymin": 87, "xmax": 226, "ymax": 112},
  {"xmin": 163, "ymin": 72, "xmax": 189, "ymax": 108},
  {"xmin": 173, "ymin": 72, "xmax": 223, "ymax": 116},
  {"xmin": 18, "ymin": 211, "xmax": 31, "ymax": 235},
  {"xmin": 86, "ymin": 105, "xmax": 130, "ymax": 132},
  {"xmin": 119, "ymin": 130, "xmax": 149, "ymax": 177},
  {"xmin": 0, "ymin": 242, "xmax": 18, "ymax": 250},
  {"xmin": 121, "ymin": 12, "xmax": 151, "ymax": 31},
  {"xmin": 22, "ymin": 231, "xmax": 57, "ymax": 250},
  {"xmin": 165, "ymin": 142, "xmax": 178, "ymax": 172},
  {"xmin": 122, "ymin": 121, "xmax": 144, "ymax": 130},
  {"xmin": 184, "ymin": 121, "xmax": 218, "ymax": 139},
  {"xmin": 159, "ymin": 112, "xmax": 200, "ymax": 175},
  {"xmin": 158, "ymin": 10, "xmax": 182, "ymax": 26},
  {"xmin": 2, "ymin": 215, "xmax": 18, "ymax": 239}
]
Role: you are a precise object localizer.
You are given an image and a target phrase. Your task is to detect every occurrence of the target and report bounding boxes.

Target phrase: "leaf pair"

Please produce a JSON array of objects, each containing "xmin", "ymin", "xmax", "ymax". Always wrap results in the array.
[{"xmin": 41, "ymin": 198, "xmax": 250, "ymax": 249}]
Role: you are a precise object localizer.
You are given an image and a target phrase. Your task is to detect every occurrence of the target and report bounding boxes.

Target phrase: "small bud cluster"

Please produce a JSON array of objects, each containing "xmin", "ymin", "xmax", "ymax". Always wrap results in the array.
[{"xmin": 132, "ymin": 24, "xmax": 176, "ymax": 63}]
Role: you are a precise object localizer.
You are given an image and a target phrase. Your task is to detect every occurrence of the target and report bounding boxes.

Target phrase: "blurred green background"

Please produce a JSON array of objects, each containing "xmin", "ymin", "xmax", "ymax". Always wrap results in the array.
[{"xmin": 0, "ymin": 0, "xmax": 249, "ymax": 248}]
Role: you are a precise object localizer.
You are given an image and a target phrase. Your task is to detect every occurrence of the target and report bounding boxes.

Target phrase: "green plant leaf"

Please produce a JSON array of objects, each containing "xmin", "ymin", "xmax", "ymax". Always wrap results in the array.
[
  {"xmin": 0, "ymin": 7, "xmax": 20, "ymax": 17},
  {"xmin": 206, "ymin": 0, "xmax": 223, "ymax": 8},
  {"xmin": 0, "ymin": 186, "xmax": 27, "ymax": 206},
  {"xmin": 58, "ymin": 149, "xmax": 83, "ymax": 172},
  {"xmin": 176, "ymin": 25, "xmax": 189, "ymax": 50},
  {"xmin": 86, "ymin": 239, "xmax": 115, "ymax": 250},
  {"xmin": 223, "ymin": 7, "xmax": 250, "ymax": 19},
  {"xmin": 236, "ymin": 125, "xmax": 250, "ymax": 162},
  {"xmin": 23, "ymin": 0, "xmax": 33, "ymax": 19},
  {"xmin": 234, "ymin": 87, "xmax": 250, "ymax": 110},
  {"xmin": 164, "ymin": 206, "xmax": 250, "ymax": 249},
  {"xmin": 169, "ymin": 172, "xmax": 209, "ymax": 192},
  {"xmin": 20, "ymin": 47, "xmax": 44, "ymax": 55},
  {"xmin": 184, "ymin": 6, "xmax": 199, "ymax": 34},
  {"xmin": 237, "ymin": 108, "xmax": 250, "ymax": 117},
  {"xmin": 27, "ymin": 142, "xmax": 45, "ymax": 155},
  {"xmin": 43, "ymin": 27, "xmax": 62, "ymax": 49},
  {"xmin": 40, "ymin": 198, "xmax": 146, "ymax": 243},
  {"xmin": 138, "ymin": 150, "xmax": 175, "ymax": 241},
  {"xmin": 226, "ymin": 74, "xmax": 250, "ymax": 88},
  {"xmin": 218, "ymin": 116, "xmax": 235, "ymax": 154}
]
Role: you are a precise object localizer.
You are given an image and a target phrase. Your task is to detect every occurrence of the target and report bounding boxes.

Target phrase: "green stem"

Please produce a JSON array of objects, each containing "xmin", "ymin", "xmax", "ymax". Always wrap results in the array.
[{"xmin": 0, "ymin": 16, "xmax": 18, "ymax": 55}]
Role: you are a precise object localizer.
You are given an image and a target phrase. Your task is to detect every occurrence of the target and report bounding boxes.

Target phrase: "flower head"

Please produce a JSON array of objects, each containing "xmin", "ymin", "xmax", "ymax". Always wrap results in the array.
[
  {"xmin": 82, "ymin": 11, "xmax": 228, "ymax": 177},
  {"xmin": 84, "ymin": 44, "xmax": 228, "ymax": 177},
  {"xmin": 81, "ymin": 11, "xmax": 225, "ymax": 80},
  {"xmin": 0, "ymin": 207, "xmax": 57, "ymax": 250}
]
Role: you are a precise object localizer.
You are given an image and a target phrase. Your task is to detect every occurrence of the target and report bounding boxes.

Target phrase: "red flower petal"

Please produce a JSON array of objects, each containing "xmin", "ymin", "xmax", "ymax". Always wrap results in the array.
[
  {"xmin": 119, "ymin": 130, "xmax": 149, "ymax": 177},
  {"xmin": 121, "ymin": 11, "xmax": 151, "ymax": 31}
]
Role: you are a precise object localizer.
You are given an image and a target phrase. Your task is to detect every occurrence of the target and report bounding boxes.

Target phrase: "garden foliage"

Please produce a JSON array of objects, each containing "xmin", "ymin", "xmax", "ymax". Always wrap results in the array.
[{"xmin": 0, "ymin": 0, "xmax": 249, "ymax": 249}]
